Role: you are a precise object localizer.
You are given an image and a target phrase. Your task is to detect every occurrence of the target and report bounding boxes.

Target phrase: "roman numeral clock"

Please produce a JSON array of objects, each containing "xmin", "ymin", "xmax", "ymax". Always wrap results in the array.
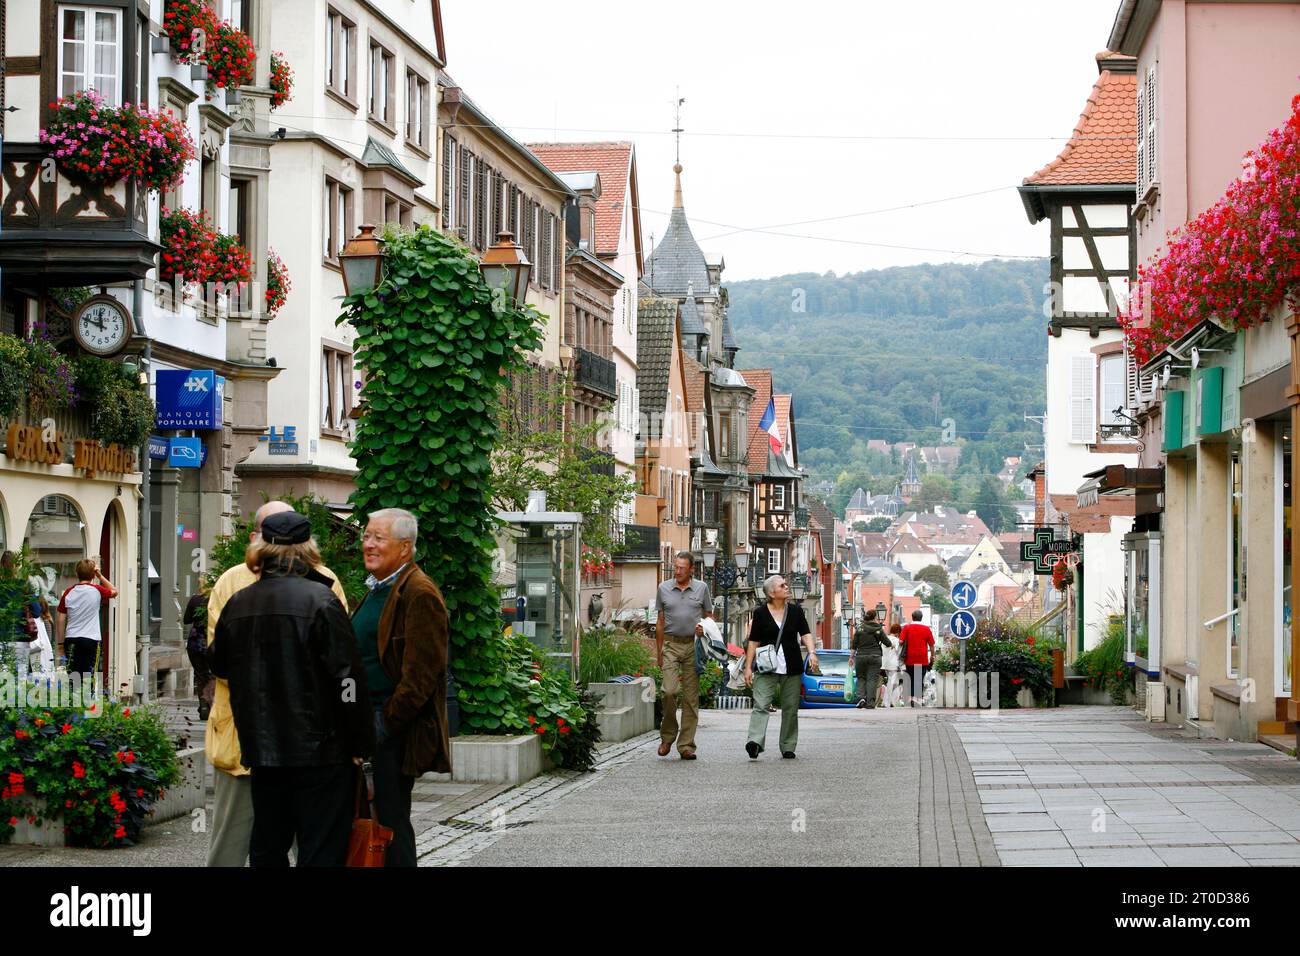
[{"xmin": 73, "ymin": 295, "xmax": 131, "ymax": 357}]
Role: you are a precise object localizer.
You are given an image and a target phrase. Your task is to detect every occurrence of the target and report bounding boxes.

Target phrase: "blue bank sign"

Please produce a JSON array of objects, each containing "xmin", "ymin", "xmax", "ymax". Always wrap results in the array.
[{"xmin": 155, "ymin": 370, "xmax": 224, "ymax": 430}]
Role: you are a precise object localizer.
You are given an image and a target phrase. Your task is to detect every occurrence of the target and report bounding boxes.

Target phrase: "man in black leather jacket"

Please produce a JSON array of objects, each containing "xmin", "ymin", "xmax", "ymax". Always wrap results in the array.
[{"xmin": 209, "ymin": 511, "xmax": 375, "ymax": 867}]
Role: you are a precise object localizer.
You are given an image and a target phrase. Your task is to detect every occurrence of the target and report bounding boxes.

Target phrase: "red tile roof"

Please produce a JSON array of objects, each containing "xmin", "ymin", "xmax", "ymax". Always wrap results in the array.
[
  {"xmin": 1024, "ymin": 53, "xmax": 1137, "ymax": 187},
  {"xmin": 527, "ymin": 142, "xmax": 635, "ymax": 258},
  {"xmin": 739, "ymin": 369, "xmax": 773, "ymax": 475}
]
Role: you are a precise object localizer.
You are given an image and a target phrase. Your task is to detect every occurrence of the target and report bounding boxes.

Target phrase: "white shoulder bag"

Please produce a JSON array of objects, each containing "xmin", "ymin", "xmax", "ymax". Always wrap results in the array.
[{"xmin": 753, "ymin": 607, "xmax": 788, "ymax": 675}]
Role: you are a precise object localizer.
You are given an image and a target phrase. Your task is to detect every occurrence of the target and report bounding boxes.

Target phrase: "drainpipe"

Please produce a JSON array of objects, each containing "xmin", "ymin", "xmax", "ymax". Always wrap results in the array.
[{"xmin": 134, "ymin": 279, "xmax": 152, "ymax": 703}]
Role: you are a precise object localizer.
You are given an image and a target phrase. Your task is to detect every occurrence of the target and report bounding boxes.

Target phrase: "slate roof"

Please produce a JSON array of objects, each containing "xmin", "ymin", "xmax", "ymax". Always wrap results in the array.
[
  {"xmin": 644, "ymin": 166, "xmax": 712, "ymax": 297},
  {"xmin": 846, "ymin": 488, "xmax": 870, "ymax": 513},
  {"xmin": 636, "ymin": 297, "xmax": 678, "ymax": 439},
  {"xmin": 806, "ymin": 497, "xmax": 837, "ymax": 559},
  {"xmin": 721, "ymin": 311, "xmax": 739, "ymax": 352},
  {"xmin": 362, "ymin": 136, "xmax": 422, "ymax": 185},
  {"xmin": 527, "ymin": 142, "xmax": 636, "ymax": 259},
  {"xmin": 903, "ymin": 456, "xmax": 920, "ymax": 486},
  {"xmin": 889, "ymin": 534, "xmax": 936, "ymax": 556},
  {"xmin": 678, "ymin": 293, "xmax": 708, "ymax": 339}
]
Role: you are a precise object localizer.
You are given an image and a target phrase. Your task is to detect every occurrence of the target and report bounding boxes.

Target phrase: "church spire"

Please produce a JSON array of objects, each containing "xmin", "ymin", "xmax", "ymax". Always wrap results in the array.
[{"xmin": 673, "ymin": 163, "xmax": 684, "ymax": 209}]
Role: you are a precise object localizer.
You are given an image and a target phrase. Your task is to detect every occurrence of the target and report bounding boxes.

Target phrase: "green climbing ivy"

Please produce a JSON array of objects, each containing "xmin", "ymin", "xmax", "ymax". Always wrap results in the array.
[{"xmin": 341, "ymin": 226, "xmax": 545, "ymax": 735}]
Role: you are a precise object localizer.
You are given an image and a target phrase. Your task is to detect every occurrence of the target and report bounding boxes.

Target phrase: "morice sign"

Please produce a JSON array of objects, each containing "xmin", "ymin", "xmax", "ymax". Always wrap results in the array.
[{"xmin": 5, "ymin": 423, "xmax": 138, "ymax": 479}]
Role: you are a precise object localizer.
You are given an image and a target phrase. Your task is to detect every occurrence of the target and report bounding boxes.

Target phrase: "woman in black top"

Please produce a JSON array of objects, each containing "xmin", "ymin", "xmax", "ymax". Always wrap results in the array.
[{"xmin": 742, "ymin": 575, "xmax": 819, "ymax": 759}]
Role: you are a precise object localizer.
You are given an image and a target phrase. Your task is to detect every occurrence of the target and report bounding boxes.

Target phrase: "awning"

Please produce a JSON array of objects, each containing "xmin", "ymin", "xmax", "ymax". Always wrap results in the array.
[{"xmin": 1078, "ymin": 465, "xmax": 1164, "ymax": 512}]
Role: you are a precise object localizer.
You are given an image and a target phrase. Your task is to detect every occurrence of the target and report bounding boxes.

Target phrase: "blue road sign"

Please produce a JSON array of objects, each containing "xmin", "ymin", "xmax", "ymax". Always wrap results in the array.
[
  {"xmin": 950, "ymin": 610, "xmax": 977, "ymax": 640},
  {"xmin": 951, "ymin": 581, "xmax": 977, "ymax": 610}
]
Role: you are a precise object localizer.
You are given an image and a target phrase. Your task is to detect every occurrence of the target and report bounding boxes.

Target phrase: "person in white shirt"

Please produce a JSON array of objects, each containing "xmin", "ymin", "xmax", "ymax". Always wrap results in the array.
[{"xmin": 57, "ymin": 558, "xmax": 117, "ymax": 678}]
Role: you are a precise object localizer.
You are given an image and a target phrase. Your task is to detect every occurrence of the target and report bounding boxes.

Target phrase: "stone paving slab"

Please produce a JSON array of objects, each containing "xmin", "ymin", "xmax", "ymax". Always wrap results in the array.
[{"xmin": 959, "ymin": 706, "xmax": 1300, "ymax": 867}]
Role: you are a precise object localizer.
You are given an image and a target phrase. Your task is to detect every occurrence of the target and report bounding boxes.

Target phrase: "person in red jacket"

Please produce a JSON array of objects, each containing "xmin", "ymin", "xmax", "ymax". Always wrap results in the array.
[{"xmin": 898, "ymin": 610, "xmax": 935, "ymax": 707}]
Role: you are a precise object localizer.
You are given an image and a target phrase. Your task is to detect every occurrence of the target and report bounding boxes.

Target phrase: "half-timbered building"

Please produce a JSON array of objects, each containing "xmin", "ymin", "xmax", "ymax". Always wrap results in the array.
[{"xmin": 1017, "ymin": 50, "xmax": 1140, "ymax": 655}]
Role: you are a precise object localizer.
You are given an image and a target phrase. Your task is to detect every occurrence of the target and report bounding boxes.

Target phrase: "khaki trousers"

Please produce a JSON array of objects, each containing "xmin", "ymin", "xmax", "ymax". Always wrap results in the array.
[
  {"xmin": 207, "ymin": 769, "xmax": 253, "ymax": 867},
  {"xmin": 747, "ymin": 673, "xmax": 802, "ymax": 754},
  {"xmin": 660, "ymin": 638, "xmax": 700, "ymax": 754}
]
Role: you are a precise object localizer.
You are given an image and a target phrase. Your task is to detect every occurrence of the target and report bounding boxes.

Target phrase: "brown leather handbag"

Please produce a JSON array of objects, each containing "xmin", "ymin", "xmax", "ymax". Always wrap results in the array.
[{"xmin": 346, "ymin": 762, "xmax": 393, "ymax": 867}]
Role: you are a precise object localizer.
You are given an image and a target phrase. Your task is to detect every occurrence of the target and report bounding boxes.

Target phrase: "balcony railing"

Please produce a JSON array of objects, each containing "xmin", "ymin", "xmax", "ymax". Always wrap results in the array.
[
  {"xmin": 0, "ymin": 143, "xmax": 159, "ymax": 283},
  {"xmin": 614, "ymin": 524, "xmax": 660, "ymax": 561},
  {"xmin": 574, "ymin": 346, "xmax": 616, "ymax": 399},
  {"xmin": 581, "ymin": 447, "xmax": 616, "ymax": 478}
]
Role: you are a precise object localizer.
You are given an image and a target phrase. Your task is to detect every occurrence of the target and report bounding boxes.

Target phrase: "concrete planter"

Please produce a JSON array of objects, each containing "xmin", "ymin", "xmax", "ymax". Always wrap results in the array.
[
  {"xmin": 586, "ymin": 681, "xmax": 655, "ymax": 742},
  {"xmin": 7, "ymin": 747, "xmax": 205, "ymax": 846},
  {"xmin": 451, "ymin": 734, "xmax": 546, "ymax": 785},
  {"xmin": 147, "ymin": 747, "xmax": 206, "ymax": 824}
]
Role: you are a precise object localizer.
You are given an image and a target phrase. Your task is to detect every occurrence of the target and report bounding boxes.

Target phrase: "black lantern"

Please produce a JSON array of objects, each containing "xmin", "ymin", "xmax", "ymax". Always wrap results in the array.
[{"xmin": 480, "ymin": 230, "xmax": 532, "ymax": 304}]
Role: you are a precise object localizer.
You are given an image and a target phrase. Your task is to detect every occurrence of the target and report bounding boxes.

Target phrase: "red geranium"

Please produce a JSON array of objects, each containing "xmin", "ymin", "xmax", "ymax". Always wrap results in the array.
[
  {"xmin": 265, "ymin": 248, "xmax": 291, "ymax": 316},
  {"xmin": 269, "ymin": 51, "xmax": 295, "ymax": 110},
  {"xmin": 205, "ymin": 21, "xmax": 257, "ymax": 93},
  {"xmin": 163, "ymin": 0, "xmax": 220, "ymax": 64}
]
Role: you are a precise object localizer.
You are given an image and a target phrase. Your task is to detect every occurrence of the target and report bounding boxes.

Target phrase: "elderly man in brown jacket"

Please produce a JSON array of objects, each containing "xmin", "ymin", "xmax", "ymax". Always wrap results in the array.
[{"xmin": 352, "ymin": 507, "xmax": 451, "ymax": 867}]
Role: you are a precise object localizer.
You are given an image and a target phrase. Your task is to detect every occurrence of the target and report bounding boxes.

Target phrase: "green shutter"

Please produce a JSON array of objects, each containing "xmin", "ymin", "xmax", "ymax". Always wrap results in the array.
[
  {"xmin": 1195, "ymin": 366, "xmax": 1224, "ymax": 436},
  {"xmin": 1162, "ymin": 390, "xmax": 1185, "ymax": 451}
]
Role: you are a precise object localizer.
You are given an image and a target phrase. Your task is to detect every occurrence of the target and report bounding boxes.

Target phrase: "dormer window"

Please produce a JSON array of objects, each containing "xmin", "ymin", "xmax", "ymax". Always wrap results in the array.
[{"xmin": 59, "ymin": 5, "xmax": 123, "ymax": 104}]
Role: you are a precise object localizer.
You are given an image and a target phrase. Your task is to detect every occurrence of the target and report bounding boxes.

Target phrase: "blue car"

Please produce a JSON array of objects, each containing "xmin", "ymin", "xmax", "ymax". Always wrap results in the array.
[{"xmin": 800, "ymin": 650, "xmax": 856, "ymax": 708}]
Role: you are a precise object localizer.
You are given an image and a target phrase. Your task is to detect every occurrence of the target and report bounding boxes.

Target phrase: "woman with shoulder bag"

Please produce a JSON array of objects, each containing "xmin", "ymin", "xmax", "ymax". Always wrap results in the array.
[{"xmin": 742, "ymin": 575, "xmax": 818, "ymax": 759}]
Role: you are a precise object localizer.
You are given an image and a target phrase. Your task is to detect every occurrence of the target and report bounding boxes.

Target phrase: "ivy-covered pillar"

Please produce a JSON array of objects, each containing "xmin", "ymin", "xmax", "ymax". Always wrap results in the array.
[{"xmin": 341, "ymin": 227, "xmax": 542, "ymax": 733}]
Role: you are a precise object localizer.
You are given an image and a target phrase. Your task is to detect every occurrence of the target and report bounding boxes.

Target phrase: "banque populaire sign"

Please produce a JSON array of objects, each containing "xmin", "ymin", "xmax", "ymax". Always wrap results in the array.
[{"xmin": 155, "ymin": 370, "xmax": 224, "ymax": 430}]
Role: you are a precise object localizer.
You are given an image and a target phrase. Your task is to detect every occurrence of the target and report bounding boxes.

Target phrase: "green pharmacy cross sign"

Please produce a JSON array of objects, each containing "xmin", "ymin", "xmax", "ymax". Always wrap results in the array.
[{"xmin": 1020, "ymin": 527, "xmax": 1076, "ymax": 574}]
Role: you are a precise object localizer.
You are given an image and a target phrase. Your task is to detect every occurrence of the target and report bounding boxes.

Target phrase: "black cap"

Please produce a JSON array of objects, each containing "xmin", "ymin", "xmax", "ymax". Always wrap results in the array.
[{"xmin": 260, "ymin": 511, "xmax": 311, "ymax": 545}]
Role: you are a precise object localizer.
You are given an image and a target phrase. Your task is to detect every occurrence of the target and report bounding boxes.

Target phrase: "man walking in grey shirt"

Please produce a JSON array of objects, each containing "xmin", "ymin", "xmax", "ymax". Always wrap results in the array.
[{"xmin": 656, "ymin": 552, "xmax": 713, "ymax": 759}]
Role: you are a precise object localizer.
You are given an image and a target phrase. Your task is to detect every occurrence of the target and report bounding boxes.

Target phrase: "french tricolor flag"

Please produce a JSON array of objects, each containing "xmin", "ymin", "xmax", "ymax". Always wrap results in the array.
[{"xmin": 759, "ymin": 397, "xmax": 783, "ymax": 455}]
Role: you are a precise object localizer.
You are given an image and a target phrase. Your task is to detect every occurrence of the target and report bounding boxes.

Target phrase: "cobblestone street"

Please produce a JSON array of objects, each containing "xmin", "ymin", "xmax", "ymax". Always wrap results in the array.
[{"xmin": 4, "ymin": 705, "xmax": 1298, "ymax": 867}]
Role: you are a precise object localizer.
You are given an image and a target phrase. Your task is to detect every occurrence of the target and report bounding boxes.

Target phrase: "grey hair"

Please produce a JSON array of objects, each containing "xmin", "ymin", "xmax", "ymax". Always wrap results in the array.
[
  {"xmin": 762, "ymin": 574, "xmax": 785, "ymax": 598},
  {"xmin": 368, "ymin": 508, "xmax": 419, "ymax": 542},
  {"xmin": 674, "ymin": 550, "xmax": 695, "ymax": 568}
]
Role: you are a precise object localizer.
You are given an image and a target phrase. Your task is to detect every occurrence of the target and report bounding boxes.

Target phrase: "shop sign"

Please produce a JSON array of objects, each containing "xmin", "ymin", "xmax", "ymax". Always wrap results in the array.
[
  {"xmin": 5, "ymin": 423, "xmax": 136, "ymax": 478},
  {"xmin": 258, "ymin": 425, "xmax": 299, "ymax": 456},
  {"xmin": 1019, "ymin": 527, "xmax": 1075, "ymax": 575},
  {"xmin": 148, "ymin": 436, "xmax": 169, "ymax": 461},
  {"xmin": 155, "ymin": 370, "xmax": 225, "ymax": 430},
  {"xmin": 168, "ymin": 437, "xmax": 203, "ymax": 468}
]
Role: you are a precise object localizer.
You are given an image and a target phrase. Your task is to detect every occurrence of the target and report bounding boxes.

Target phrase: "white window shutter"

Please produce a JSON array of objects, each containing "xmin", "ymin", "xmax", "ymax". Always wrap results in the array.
[
  {"xmin": 632, "ymin": 388, "xmax": 640, "ymax": 437},
  {"xmin": 1070, "ymin": 354, "xmax": 1098, "ymax": 444},
  {"xmin": 1146, "ymin": 66, "xmax": 1157, "ymax": 188},
  {"xmin": 1136, "ymin": 79, "xmax": 1146, "ymax": 194}
]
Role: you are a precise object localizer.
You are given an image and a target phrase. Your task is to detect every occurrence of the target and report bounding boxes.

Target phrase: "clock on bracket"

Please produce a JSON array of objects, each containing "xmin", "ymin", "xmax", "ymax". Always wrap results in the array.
[{"xmin": 73, "ymin": 295, "xmax": 132, "ymax": 357}]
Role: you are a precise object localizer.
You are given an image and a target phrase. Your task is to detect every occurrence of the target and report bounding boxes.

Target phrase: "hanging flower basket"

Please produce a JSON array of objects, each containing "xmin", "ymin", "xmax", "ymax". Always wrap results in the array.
[
  {"xmin": 1051, "ymin": 558, "xmax": 1074, "ymax": 592},
  {"xmin": 205, "ymin": 21, "xmax": 256, "ymax": 93},
  {"xmin": 21, "ymin": 334, "xmax": 77, "ymax": 413},
  {"xmin": 269, "ymin": 51, "xmax": 294, "ymax": 110},
  {"xmin": 265, "ymin": 249, "xmax": 291, "ymax": 316},
  {"xmin": 581, "ymin": 547, "xmax": 613, "ymax": 577},
  {"xmin": 40, "ymin": 91, "xmax": 195, "ymax": 193},
  {"xmin": 162, "ymin": 0, "xmax": 219, "ymax": 65},
  {"xmin": 159, "ymin": 207, "xmax": 216, "ymax": 287},
  {"xmin": 209, "ymin": 232, "xmax": 253, "ymax": 287}
]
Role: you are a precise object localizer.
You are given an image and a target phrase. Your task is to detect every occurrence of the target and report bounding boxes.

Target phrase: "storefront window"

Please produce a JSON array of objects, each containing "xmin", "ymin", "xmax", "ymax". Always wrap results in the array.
[
  {"xmin": 1228, "ymin": 451, "xmax": 1242, "ymax": 678},
  {"xmin": 24, "ymin": 496, "xmax": 87, "ymax": 611},
  {"xmin": 1283, "ymin": 431, "xmax": 1292, "ymax": 696}
]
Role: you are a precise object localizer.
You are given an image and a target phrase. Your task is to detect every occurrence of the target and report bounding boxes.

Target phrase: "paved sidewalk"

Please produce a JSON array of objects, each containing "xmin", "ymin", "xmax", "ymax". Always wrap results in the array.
[{"xmin": 958, "ymin": 707, "xmax": 1300, "ymax": 867}]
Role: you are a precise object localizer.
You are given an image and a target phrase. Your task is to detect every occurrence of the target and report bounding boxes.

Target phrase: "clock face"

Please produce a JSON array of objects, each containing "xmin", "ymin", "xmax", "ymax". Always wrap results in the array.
[{"xmin": 75, "ymin": 299, "xmax": 130, "ymax": 356}]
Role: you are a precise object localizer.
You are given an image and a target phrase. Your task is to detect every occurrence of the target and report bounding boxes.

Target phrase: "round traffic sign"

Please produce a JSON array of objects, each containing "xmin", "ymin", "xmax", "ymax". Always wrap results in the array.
[
  {"xmin": 951, "ymin": 581, "xmax": 977, "ymax": 610},
  {"xmin": 950, "ymin": 610, "xmax": 977, "ymax": 640}
]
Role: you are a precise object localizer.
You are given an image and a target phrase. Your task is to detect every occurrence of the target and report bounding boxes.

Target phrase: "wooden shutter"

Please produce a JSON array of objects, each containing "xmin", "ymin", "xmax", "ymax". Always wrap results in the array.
[
  {"xmin": 1146, "ymin": 66, "xmax": 1157, "ymax": 189},
  {"xmin": 1136, "ymin": 78, "xmax": 1146, "ymax": 194},
  {"xmin": 475, "ymin": 161, "xmax": 488, "ymax": 250},
  {"xmin": 1069, "ymin": 353, "xmax": 1098, "ymax": 444},
  {"xmin": 553, "ymin": 214, "xmax": 563, "ymax": 293},
  {"xmin": 457, "ymin": 147, "xmax": 471, "ymax": 234},
  {"xmin": 441, "ymin": 132, "xmax": 456, "ymax": 230},
  {"xmin": 508, "ymin": 185, "xmax": 519, "ymax": 241},
  {"xmin": 491, "ymin": 170, "xmax": 503, "ymax": 238}
]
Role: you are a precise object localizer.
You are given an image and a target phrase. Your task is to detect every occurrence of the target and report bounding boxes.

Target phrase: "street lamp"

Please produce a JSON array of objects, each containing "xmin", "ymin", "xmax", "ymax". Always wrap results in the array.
[
  {"xmin": 701, "ymin": 541, "xmax": 718, "ymax": 571},
  {"xmin": 876, "ymin": 601, "xmax": 887, "ymax": 624},
  {"xmin": 339, "ymin": 225, "xmax": 385, "ymax": 297},
  {"xmin": 791, "ymin": 573, "xmax": 806, "ymax": 601},
  {"xmin": 479, "ymin": 230, "xmax": 532, "ymax": 305}
]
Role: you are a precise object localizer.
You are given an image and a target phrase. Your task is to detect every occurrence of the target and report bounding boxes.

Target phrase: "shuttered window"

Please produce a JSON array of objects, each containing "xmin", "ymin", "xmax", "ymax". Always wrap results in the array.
[
  {"xmin": 508, "ymin": 185, "xmax": 519, "ymax": 242},
  {"xmin": 1136, "ymin": 76, "xmax": 1146, "ymax": 195},
  {"xmin": 1069, "ymin": 353, "xmax": 1098, "ymax": 444},
  {"xmin": 540, "ymin": 211, "xmax": 551, "ymax": 289},
  {"xmin": 441, "ymin": 132, "xmax": 456, "ymax": 230},
  {"xmin": 457, "ymin": 147, "xmax": 471, "ymax": 235},
  {"xmin": 1125, "ymin": 341, "xmax": 1151, "ymax": 410},
  {"xmin": 1145, "ymin": 66, "xmax": 1157, "ymax": 190},
  {"xmin": 491, "ymin": 170, "xmax": 503, "ymax": 238},
  {"xmin": 474, "ymin": 160, "xmax": 489, "ymax": 250},
  {"xmin": 553, "ymin": 214, "xmax": 563, "ymax": 292},
  {"xmin": 1100, "ymin": 354, "xmax": 1126, "ymax": 427}
]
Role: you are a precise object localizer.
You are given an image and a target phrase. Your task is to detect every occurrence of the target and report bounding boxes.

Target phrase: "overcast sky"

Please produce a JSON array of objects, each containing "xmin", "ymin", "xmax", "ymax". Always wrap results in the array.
[{"xmin": 441, "ymin": 0, "xmax": 1123, "ymax": 281}]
